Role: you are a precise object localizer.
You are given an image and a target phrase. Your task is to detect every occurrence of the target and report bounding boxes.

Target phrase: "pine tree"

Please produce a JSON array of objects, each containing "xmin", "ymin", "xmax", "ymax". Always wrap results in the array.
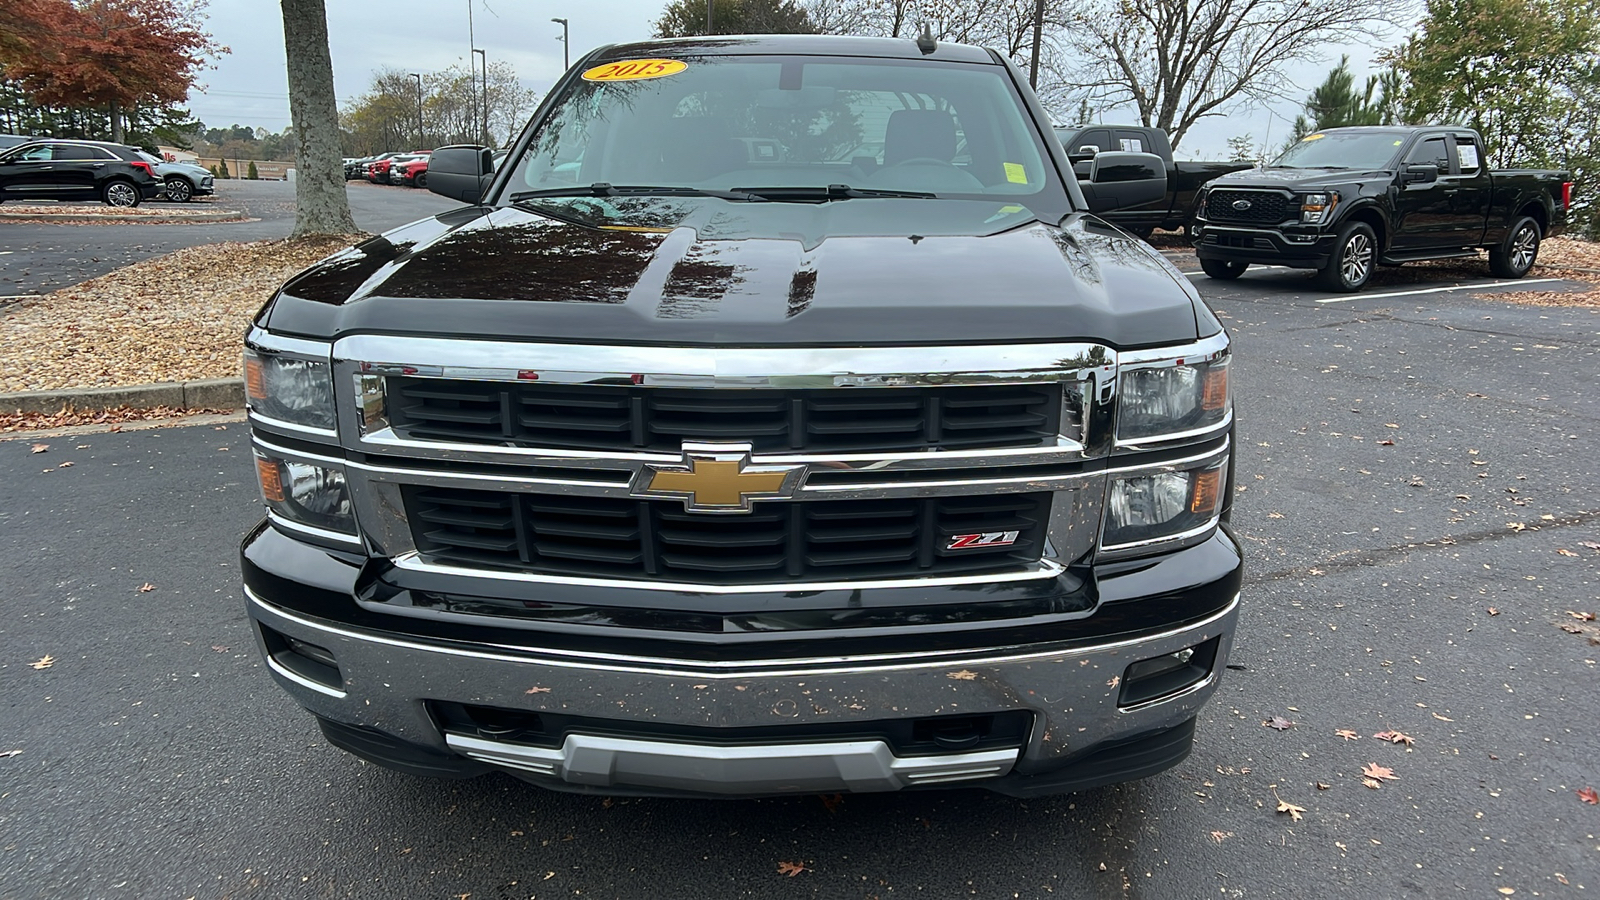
[{"xmin": 247, "ymin": 160, "xmax": 259, "ymax": 180}]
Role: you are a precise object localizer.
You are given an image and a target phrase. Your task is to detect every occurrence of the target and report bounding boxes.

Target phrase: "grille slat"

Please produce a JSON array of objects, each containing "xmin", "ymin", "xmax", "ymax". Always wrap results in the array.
[
  {"xmin": 388, "ymin": 380, "xmax": 1060, "ymax": 453},
  {"xmin": 403, "ymin": 488, "xmax": 1050, "ymax": 585},
  {"xmin": 1204, "ymin": 190, "xmax": 1294, "ymax": 225}
]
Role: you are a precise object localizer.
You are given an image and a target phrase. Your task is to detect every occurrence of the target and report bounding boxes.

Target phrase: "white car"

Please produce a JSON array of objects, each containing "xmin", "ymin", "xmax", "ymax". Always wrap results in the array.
[{"xmin": 138, "ymin": 151, "xmax": 215, "ymax": 202}]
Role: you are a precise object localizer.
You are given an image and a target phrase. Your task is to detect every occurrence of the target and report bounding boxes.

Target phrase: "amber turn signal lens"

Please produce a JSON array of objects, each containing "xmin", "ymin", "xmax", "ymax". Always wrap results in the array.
[
  {"xmin": 1190, "ymin": 468, "xmax": 1221, "ymax": 515},
  {"xmin": 244, "ymin": 356, "xmax": 266, "ymax": 401},
  {"xmin": 1200, "ymin": 366, "xmax": 1228, "ymax": 411},
  {"xmin": 256, "ymin": 457, "xmax": 285, "ymax": 502}
]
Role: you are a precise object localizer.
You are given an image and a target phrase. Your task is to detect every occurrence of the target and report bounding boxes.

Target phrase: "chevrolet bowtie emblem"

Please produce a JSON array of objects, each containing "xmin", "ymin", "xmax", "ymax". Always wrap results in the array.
[{"xmin": 633, "ymin": 443, "xmax": 805, "ymax": 513}]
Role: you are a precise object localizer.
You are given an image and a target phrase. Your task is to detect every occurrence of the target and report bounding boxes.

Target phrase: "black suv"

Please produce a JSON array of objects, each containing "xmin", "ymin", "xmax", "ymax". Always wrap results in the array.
[{"xmin": 0, "ymin": 139, "xmax": 164, "ymax": 207}]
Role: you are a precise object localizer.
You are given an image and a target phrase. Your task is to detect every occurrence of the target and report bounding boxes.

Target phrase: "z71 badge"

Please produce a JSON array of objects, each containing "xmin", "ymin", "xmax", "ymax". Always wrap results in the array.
[{"xmin": 946, "ymin": 531, "xmax": 1020, "ymax": 550}]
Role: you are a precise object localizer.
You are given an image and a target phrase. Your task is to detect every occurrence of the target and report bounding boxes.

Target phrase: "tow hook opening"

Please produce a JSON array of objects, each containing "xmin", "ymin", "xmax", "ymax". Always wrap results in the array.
[{"xmin": 1118, "ymin": 637, "xmax": 1219, "ymax": 708}]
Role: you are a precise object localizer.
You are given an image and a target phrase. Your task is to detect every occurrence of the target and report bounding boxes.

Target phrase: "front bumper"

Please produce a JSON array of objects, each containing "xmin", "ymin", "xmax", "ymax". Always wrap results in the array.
[
  {"xmin": 1194, "ymin": 223, "xmax": 1336, "ymax": 269},
  {"xmin": 243, "ymin": 524, "xmax": 1241, "ymax": 798}
]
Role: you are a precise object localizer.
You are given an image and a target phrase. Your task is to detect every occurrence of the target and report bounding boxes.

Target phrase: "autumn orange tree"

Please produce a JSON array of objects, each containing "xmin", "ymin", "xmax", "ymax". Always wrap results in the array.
[{"xmin": 0, "ymin": 0, "xmax": 222, "ymax": 142}]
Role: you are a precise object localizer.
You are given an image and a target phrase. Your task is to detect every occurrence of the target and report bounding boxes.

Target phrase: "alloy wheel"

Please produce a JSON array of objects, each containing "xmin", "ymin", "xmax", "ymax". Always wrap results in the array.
[
  {"xmin": 1510, "ymin": 225, "xmax": 1538, "ymax": 272},
  {"xmin": 1341, "ymin": 232, "xmax": 1372, "ymax": 286},
  {"xmin": 105, "ymin": 182, "xmax": 137, "ymax": 207},
  {"xmin": 165, "ymin": 178, "xmax": 192, "ymax": 202}
]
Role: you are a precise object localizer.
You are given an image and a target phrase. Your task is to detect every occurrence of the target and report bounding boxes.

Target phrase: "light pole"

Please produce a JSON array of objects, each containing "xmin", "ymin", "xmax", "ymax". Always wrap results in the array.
[
  {"xmin": 706, "ymin": 0, "xmax": 712, "ymax": 33},
  {"xmin": 552, "ymin": 17, "xmax": 569, "ymax": 71},
  {"xmin": 410, "ymin": 72, "xmax": 423, "ymax": 147},
  {"xmin": 465, "ymin": 0, "xmax": 477, "ymax": 145},
  {"xmin": 472, "ymin": 47, "xmax": 488, "ymax": 146},
  {"xmin": 1028, "ymin": 0, "xmax": 1043, "ymax": 89}
]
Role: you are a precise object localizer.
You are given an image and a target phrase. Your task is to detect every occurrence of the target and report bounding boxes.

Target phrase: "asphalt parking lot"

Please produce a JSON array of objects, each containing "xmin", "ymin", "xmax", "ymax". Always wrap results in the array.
[
  {"xmin": 2, "ymin": 237, "xmax": 1598, "ymax": 898},
  {"xmin": 0, "ymin": 180, "xmax": 462, "ymax": 297}
]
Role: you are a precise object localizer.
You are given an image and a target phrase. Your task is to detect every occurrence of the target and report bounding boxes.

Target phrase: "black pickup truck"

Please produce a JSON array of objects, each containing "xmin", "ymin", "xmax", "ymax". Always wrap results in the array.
[
  {"xmin": 1056, "ymin": 124, "xmax": 1252, "ymax": 238},
  {"xmin": 241, "ymin": 34, "xmax": 1241, "ymax": 799},
  {"xmin": 1193, "ymin": 126, "xmax": 1572, "ymax": 291}
]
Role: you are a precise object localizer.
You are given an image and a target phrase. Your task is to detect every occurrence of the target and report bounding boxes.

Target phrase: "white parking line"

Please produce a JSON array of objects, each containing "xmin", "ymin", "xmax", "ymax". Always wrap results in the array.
[{"xmin": 1315, "ymin": 278, "xmax": 1564, "ymax": 303}]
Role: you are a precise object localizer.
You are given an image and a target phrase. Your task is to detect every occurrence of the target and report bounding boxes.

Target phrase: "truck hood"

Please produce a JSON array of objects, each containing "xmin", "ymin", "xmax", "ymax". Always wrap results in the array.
[
  {"xmin": 1208, "ymin": 166, "xmax": 1390, "ymax": 189},
  {"xmin": 263, "ymin": 204, "xmax": 1208, "ymax": 349}
]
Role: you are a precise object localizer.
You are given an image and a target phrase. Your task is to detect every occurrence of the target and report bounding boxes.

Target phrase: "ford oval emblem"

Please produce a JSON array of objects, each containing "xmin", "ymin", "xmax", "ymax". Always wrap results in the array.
[{"xmin": 1232, "ymin": 198, "xmax": 1253, "ymax": 211}]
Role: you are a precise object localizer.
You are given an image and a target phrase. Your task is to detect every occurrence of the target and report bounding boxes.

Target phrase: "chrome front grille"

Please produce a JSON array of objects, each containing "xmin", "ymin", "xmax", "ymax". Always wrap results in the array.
[
  {"xmin": 404, "ymin": 486, "xmax": 1050, "ymax": 584},
  {"xmin": 385, "ymin": 379, "xmax": 1062, "ymax": 453}
]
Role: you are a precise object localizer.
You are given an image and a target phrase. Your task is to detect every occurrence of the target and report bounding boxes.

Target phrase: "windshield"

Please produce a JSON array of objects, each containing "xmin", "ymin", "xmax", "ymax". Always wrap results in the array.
[
  {"xmin": 502, "ymin": 54, "xmax": 1061, "ymax": 215},
  {"xmin": 1271, "ymin": 131, "xmax": 1406, "ymax": 170},
  {"xmin": 136, "ymin": 150, "xmax": 164, "ymax": 164}
]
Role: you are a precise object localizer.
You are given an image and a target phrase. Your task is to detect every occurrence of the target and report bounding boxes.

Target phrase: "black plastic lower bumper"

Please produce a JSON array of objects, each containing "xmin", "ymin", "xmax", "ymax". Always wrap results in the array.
[{"xmin": 1195, "ymin": 224, "xmax": 1336, "ymax": 269}]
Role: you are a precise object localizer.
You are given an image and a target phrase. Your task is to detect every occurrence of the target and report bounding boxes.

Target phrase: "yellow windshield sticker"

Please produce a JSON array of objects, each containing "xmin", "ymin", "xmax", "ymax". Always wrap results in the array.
[
  {"xmin": 1303, "ymin": 133, "xmax": 1325, "ymax": 141},
  {"xmin": 582, "ymin": 59, "xmax": 687, "ymax": 82},
  {"xmin": 1004, "ymin": 162, "xmax": 1028, "ymax": 184}
]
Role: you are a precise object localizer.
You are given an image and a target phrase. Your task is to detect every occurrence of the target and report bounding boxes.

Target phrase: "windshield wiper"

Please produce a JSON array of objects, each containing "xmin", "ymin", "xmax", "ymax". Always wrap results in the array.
[
  {"xmin": 509, "ymin": 183, "xmax": 757, "ymax": 202},
  {"xmin": 736, "ymin": 184, "xmax": 937, "ymax": 201}
]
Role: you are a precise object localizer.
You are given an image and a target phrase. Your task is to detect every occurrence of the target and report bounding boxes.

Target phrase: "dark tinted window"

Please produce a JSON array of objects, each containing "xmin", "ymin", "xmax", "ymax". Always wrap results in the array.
[
  {"xmin": 1405, "ymin": 136, "xmax": 1450, "ymax": 171},
  {"xmin": 53, "ymin": 144, "xmax": 111, "ymax": 161},
  {"xmin": 1069, "ymin": 129, "xmax": 1112, "ymax": 156}
]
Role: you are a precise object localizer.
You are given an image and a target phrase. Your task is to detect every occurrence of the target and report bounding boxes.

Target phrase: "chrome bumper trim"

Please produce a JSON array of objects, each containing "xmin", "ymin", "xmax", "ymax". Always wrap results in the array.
[{"xmin": 443, "ymin": 732, "xmax": 1018, "ymax": 794}]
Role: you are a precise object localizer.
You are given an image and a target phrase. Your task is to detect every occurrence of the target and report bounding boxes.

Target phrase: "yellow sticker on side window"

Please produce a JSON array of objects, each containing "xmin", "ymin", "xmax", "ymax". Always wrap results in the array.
[
  {"xmin": 1004, "ymin": 162, "xmax": 1028, "ymax": 184},
  {"xmin": 582, "ymin": 59, "xmax": 687, "ymax": 82}
]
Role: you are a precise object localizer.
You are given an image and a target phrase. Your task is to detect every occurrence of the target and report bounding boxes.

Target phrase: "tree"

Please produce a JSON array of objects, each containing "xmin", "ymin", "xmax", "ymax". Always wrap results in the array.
[
  {"xmin": 0, "ymin": 0, "xmax": 222, "ymax": 143},
  {"xmin": 654, "ymin": 0, "xmax": 816, "ymax": 36},
  {"xmin": 1225, "ymin": 134, "xmax": 1256, "ymax": 163},
  {"xmin": 246, "ymin": 159, "xmax": 259, "ymax": 179},
  {"xmin": 1059, "ymin": 0, "xmax": 1399, "ymax": 148},
  {"xmin": 1391, "ymin": 0, "xmax": 1598, "ymax": 167},
  {"xmin": 280, "ymin": 0, "xmax": 356, "ymax": 236},
  {"xmin": 338, "ymin": 62, "xmax": 539, "ymax": 155}
]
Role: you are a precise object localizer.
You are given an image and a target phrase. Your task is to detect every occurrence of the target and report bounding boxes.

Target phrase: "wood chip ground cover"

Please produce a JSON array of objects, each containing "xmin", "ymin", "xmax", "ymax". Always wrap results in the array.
[{"xmin": 0, "ymin": 236, "xmax": 355, "ymax": 393}]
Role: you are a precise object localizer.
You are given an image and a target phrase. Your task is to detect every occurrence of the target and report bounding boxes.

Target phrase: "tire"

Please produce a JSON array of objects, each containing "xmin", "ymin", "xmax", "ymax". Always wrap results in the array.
[
  {"xmin": 414, "ymin": 173, "xmax": 426, "ymax": 189},
  {"xmin": 1316, "ymin": 221, "xmax": 1377, "ymax": 292},
  {"xmin": 102, "ymin": 179, "xmax": 140, "ymax": 208},
  {"xmin": 164, "ymin": 176, "xmax": 193, "ymax": 202},
  {"xmin": 1489, "ymin": 216, "xmax": 1541, "ymax": 278},
  {"xmin": 1200, "ymin": 258, "xmax": 1248, "ymax": 280}
]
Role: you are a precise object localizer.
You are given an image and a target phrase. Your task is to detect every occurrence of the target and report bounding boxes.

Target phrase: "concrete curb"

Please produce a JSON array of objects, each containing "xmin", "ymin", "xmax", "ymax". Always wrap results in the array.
[
  {"xmin": 1, "ymin": 377, "xmax": 244, "ymax": 415},
  {"xmin": 0, "ymin": 207, "xmax": 245, "ymax": 224}
]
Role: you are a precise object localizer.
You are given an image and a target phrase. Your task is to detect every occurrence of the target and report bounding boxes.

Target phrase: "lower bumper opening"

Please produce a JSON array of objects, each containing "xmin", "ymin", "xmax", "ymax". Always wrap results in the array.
[
  {"xmin": 1118, "ymin": 636, "xmax": 1219, "ymax": 708},
  {"xmin": 259, "ymin": 621, "xmax": 344, "ymax": 695}
]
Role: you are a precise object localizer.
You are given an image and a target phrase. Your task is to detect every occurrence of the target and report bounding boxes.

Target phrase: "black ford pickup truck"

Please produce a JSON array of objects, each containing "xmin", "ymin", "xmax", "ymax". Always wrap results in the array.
[
  {"xmin": 241, "ymin": 35, "xmax": 1241, "ymax": 798},
  {"xmin": 1193, "ymin": 125, "xmax": 1572, "ymax": 290},
  {"xmin": 1056, "ymin": 124, "xmax": 1252, "ymax": 238}
]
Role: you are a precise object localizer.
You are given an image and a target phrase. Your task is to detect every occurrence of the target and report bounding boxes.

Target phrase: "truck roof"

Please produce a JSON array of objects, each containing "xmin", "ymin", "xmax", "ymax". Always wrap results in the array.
[{"xmin": 590, "ymin": 34, "xmax": 999, "ymax": 66}]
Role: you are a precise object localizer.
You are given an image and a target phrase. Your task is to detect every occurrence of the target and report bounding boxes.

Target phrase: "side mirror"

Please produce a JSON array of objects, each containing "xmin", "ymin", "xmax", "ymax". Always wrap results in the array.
[
  {"xmin": 1402, "ymin": 164, "xmax": 1439, "ymax": 187},
  {"xmin": 1079, "ymin": 151, "xmax": 1168, "ymax": 213},
  {"xmin": 1076, "ymin": 145, "xmax": 1100, "ymax": 157},
  {"xmin": 427, "ymin": 145, "xmax": 494, "ymax": 204}
]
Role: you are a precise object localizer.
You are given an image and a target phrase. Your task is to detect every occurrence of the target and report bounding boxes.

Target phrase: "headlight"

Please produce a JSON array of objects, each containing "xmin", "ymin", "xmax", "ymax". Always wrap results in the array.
[
  {"xmin": 1116, "ymin": 348, "xmax": 1230, "ymax": 445},
  {"xmin": 244, "ymin": 347, "xmax": 336, "ymax": 431},
  {"xmin": 1102, "ymin": 453, "xmax": 1228, "ymax": 551},
  {"xmin": 1300, "ymin": 192, "xmax": 1336, "ymax": 224},
  {"xmin": 255, "ymin": 451, "xmax": 356, "ymax": 537}
]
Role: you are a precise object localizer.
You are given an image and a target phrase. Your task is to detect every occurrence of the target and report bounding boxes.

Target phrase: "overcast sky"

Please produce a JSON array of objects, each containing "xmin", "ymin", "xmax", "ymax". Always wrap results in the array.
[{"xmin": 184, "ymin": 0, "xmax": 1383, "ymax": 160}]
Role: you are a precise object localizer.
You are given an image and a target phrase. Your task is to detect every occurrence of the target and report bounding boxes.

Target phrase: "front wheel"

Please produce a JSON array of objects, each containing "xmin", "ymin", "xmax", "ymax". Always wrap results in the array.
[
  {"xmin": 1316, "ymin": 221, "xmax": 1376, "ymax": 292},
  {"xmin": 414, "ymin": 173, "xmax": 427, "ymax": 189},
  {"xmin": 102, "ymin": 179, "xmax": 140, "ymax": 208},
  {"xmin": 164, "ymin": 176, "xmax": 193, "ymax": 202},
  {"xmin": 1489, "ymin": 216, "xmax": 1541, "ymax": 278},
  {"xmin": 1200, "ymin": 258, "xmax": 1248, "ymax": 280}
]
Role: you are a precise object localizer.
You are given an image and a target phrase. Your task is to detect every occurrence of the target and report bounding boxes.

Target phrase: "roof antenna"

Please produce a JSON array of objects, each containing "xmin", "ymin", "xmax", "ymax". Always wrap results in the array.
[{"xmin": 916, "ymin": 24, "xmax": 937, "ymax": 54}]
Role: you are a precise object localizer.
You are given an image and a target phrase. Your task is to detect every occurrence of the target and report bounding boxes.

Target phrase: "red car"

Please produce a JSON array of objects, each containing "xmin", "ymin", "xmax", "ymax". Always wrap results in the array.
[{"xmin": 391, "ymin": 153, "xmax": 431, "ymax": 188}]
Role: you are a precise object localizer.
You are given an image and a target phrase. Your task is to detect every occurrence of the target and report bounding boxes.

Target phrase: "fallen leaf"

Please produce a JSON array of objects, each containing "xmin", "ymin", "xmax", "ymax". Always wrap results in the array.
[
  {"xmin": 777, "ymin": 861, "xmax": 809, "ymax": 877},
  {"xmin": 1581, "ymin": 540, "xmax": 1600, "ymax": 550},
  {"xmin": 1361, "ymin": 762, "xmax": 1398, "ymax": 782},
  {"xmin": 1487, "ymin": 607, "xmax": 1500, "ymax": 616},
  {"xmin": 1273, "ymin": 791, "xmax": 1305, "ymax": 822},
  {"xmin": 1209, "ymin": 830, "xmax": 1232, "ymax": 843},
  {"xmin": 1431, "ymin": 713, "xmax": 1455, "ymax": 722},
  {"xmin": 1106, "ymin": 675, "xmax": 1120, "ymax": 688},
  {"xmin": 1578, "ymin": 786, "xmax": 1599, "ymax": 804},
  {"xmin": 1267, "ymin": 511, "xmax": 1284, "ymax": 519},
  {"xmin": 1378, "ymin": 439, "xmax": 1394, "ymax": 446},
  {"xmin": 1316, "ymin": 782, "xmax": 1331, "ymax": 790},
  {"xmin": 211, "ymin": 645, "xmax": 228, "ymax": 653},
  {"xmin": 1263, "ymin": 716, "xmax": 1294, "ymax": 731},
  {"xmin": 57, "ymin": 461, "xmax": 73, "ymax": 468},
  {"xmin": 30, "ymin": 655, "xmax": 54, "ymax": 670},
  {"xmin": 1362, "ymin": 777, "xmax": 1381, "ymax": 789},
  {"xmin": 138, "ymin": 583, "xmax": 155, "ymax": 593},
  {"xmin": 1384, "ymin": 423, "xmax": 1399, "ymax": 428},
  {"xmin": 1373, "ymin": 730, "xmax": 1414, "ymax": 746},
  {"xmin": 1558, "ymin": 548, "xmax": 1579, "ymax": 557},
  {"xmin": 1498, "ymin": 889, "xmax": 1515, "ymax": 896},
  {"xmin": 819, "ymin": 793, "xmax": 844, "ymax": 813},
  {"xmin": 525, "ymin": 686, "xmax": 552, "ymax": 694},
  {"xmin": 30, "ymin": 443, "xmax": 48, "ymax": 453},
  {"xmin": 1334, "ymin": 728, "xmax": 1360, "ymax": 741},
  {"xmin": 0, "ymin": 749, "xmax": 21, "ymax": 758},
  {"xmin": 601, "ymin": 797, "xmax": 614, "ymax": 809},
  {"xmin": 947, "ymin": 670, "xmax": 978, "ymax": 680},
  {"xmin": 1568, "ymin": 610, "xmax": 1597, "ymax": 622}
]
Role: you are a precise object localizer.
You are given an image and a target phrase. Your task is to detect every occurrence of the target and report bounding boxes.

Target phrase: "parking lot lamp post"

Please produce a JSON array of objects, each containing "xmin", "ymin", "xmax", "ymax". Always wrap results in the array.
[
  {"xmin": 552, "ymin": 18, "xmax": 569, "ymax": 71},
  {"xmin": 410, "ymin": 72, "xmax": 423, "ymax": 146},
  {"xmin": 472, "ymin": 48, "xmax": 488, "ymax": 146}
]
